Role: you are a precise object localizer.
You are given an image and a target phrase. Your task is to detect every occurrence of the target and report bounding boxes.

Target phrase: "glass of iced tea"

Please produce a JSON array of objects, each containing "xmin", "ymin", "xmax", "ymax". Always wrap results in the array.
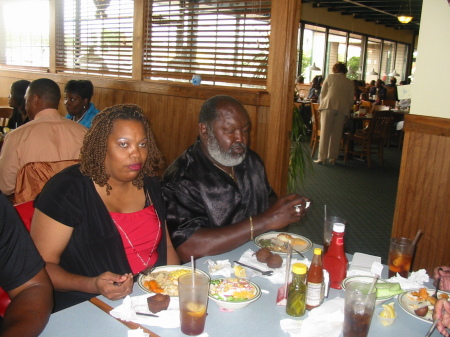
[
  {"xmin": 343, "ymin": 282, "xmax": 376, "ymax": 337},
  {"xmin": 178, "ymin": 273, "xmax": 209, "ymax": 336},
  {"xmin": 388, "ymin": 237, "xmax": 414, "ymax": 278}
]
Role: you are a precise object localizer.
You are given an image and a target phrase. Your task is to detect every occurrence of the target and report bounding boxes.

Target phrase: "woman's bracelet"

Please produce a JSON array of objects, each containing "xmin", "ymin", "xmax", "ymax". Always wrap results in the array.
[{"xmin": 249, "ymin": 216, "xmax": 253, "ymax": 240}]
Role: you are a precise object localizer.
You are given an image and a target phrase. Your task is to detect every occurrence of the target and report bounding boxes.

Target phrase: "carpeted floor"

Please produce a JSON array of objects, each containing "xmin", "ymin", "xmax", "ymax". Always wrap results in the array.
[{"xmin": 287, "ymin": 139, "xmax": 402, "ymax": 264}]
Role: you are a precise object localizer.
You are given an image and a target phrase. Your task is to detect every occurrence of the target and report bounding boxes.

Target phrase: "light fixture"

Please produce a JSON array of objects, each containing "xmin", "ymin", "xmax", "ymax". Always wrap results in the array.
[
  {"xmin": 398, "ymin": 0, "xmax": 413, "ymax": 24},
  {"xmin": 398, "ymin": 15, "xmax": 413, "ymax": 24},
  {"xmin": 389, "ymin": 70, "xmax": 400, "ymax": 77},
  {"xmin": 308, "ymin": 63, "xmax": 321, "ymax": 71},
  {"xmin": 366, "ymin": 68, "xmax": 378, "ymax": 76}
]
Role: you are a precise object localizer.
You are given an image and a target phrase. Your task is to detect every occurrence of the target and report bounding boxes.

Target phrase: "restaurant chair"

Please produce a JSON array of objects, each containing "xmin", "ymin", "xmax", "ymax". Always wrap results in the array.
[
  {"xmin": 310, "ymin": 103, "xmax": 321, "ymax": 158},
  {"xmin": 344, "ymin": 110, "xmax": 393, "ymax": 168},
  {"xmin": 13, "ymin": 159, "xmax": 79, "ymax": 205},
  {"xmin": 382, "ymin": 100, "xmax": 397, "ymax": 109},
  {"xmin": 0, "ymin": 106, "xmax": 12, "ymax": 128}
]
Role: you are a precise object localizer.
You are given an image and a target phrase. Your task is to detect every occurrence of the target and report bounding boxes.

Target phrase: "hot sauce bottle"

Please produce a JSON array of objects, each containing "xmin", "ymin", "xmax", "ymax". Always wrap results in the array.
[
  {"xmin": 306, "ymin": 248, "xmax": 324, "ymax": 310},
  {"xmin": 323, "ymin": 223, "xmax": 348, "ymax": 289}
]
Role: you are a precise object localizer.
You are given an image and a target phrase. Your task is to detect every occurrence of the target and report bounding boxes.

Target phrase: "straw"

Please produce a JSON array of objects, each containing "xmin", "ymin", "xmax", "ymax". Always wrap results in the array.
[
  {"xmin": 324, "ymin": 204, "xmax": 327, "ymax": 222},
  {"xmin": 364, "ymin": 274, "xmax": 379, "ymax": 306},
  {"xmin": 412, "ymin": 229, "xmax": 422, "ymax": 246},
  {"xmin": 191, "ymin": 256, "xmax": 195, "ymax": 283}
]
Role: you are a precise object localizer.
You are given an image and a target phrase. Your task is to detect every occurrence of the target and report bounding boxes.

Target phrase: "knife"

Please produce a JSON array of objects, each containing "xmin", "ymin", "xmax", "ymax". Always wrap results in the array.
[{"xmin": 136, "ymin": 312, "xmax": 159, "ymax": 318}]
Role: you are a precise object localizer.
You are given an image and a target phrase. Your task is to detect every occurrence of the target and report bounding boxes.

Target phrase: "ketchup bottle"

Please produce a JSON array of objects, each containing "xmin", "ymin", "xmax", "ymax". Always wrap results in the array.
[
  {"xmin": 306, "ymin": 247, "xmax": 324, "ymax": 310},
  {"xmin": 323, "ymin": 223, "xmax": 348, "ymax": 289}
]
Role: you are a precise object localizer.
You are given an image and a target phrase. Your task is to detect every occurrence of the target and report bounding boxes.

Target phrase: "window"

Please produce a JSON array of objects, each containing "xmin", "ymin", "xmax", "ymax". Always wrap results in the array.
[
  {"xmin": 55, "ymin": 0, "xmax": 134, "ymax": 77},
  {"xmin": 301, "ymin": 24, "xmax": 325, "ymax": 83},
  {"xmin": 142, "ymin": 0, "xmax": 271, "ymax": 88},
  {"xmin": 0, "ymin": 0, "xmax": 50, "ymax": 70}
]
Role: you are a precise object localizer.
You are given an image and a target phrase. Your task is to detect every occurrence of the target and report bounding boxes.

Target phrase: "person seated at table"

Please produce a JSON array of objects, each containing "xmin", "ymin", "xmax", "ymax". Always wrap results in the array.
[
  {"xmin": 353, "ymin": 80, "xmax": 362, "ymax": 103},
  {"xmin": 0, "ymin": 78, "xmax": 87, "ymax": 196},
  {"xmin": 6, "ymin": 79, "xmax": 30, "ymax": 130},
  {"xmin": 307, "ymin": 75, "xmax": 323, "ymax": 102},
  {"xmin": 433, "ymin": 298, "xmax": 450, "ymax": 337},
  {"xmin": 0, "ymin": 192, "xmax": 53, "ymax": 337},
  {"xmin": 64, "ymin": 80, "xmax": 99, "ymax": 128},
  {"xmin": 369, "ymin": 79, "xmax": 387, "ymax": 104},
  {"xmin": 31, "ymin": 104, "xmax": 180, "ymax": 311},
  {"xmin": 162, "ymin": 95, "xmax": 308, "ymax": 263}
]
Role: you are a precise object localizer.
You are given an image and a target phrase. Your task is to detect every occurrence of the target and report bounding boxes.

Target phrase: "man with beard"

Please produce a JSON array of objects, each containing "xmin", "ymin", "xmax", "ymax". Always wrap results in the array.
[{"xmin": 162, "ymin": 95, "xmax": 308, "ymax": 263}]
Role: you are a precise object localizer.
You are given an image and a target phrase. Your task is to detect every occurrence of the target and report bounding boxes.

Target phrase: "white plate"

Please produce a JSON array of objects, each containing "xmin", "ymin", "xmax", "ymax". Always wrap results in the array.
[
  {"xmin": 254, "ymin": 232, "xmax": 312, "ymax": 254},
  {"xmin": 138, "ymin": 265, "xmax": 209, "ymax": 297},
  {"xmin": 341, "ymin": 276, "xmax": 395, "ymax": 304},
  {"xmin": 398, "ymin": 289, "xmax": 450, "ymax": 323}
]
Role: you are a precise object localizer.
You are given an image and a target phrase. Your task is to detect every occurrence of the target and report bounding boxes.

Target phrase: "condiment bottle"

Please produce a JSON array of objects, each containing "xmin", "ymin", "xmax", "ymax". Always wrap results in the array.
[
  {"xmin": 306, "ymin": 248, "xmax": 324, "ymax": 310},
  {"xmin": 286, "ymin": 263, "xmax": 308, "ymax": 317},
  {"xmin": 323, "ymin": 223, "xmax": 348, "ymax": 289}
]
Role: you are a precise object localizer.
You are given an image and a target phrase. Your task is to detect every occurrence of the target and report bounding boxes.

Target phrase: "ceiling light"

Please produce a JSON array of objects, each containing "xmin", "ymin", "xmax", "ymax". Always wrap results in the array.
[
  {"xmin": 308, "ymin": 63, "xmax": 321, "ymax": 71},
  {"xmin": 398, "ymin": 15, "xmax": 413, "ymax": 24},
  {"xmin": 366, "ymin": 68, "xmax": 378, "ymax": 76},
  {"xmin": 389, "ymin": 70, "xmax": 400, "ymax": 76}
]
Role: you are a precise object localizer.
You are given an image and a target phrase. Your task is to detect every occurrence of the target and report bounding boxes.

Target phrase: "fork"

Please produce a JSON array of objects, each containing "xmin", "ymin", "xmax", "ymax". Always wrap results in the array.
[
  {"xmin": 432, "ymin": 268, "xmax": 443, "ymax": 299},
  {"xmin": 234, "ymin": 261, "xmax": 274, "ymax": 276}
]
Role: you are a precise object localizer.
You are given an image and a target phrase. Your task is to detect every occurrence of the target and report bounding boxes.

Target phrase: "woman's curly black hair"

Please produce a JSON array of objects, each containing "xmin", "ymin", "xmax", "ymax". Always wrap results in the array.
[{"xmin": 79, "ymin": 104, "xmax": 164, "ymax": 194}]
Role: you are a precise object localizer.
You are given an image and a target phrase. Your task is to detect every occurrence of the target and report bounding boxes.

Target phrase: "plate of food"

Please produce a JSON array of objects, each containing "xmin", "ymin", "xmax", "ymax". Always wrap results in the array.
[
  {"xmin": 138, "ymin": 265, "xmax": 209, "ymax": 297},
  {"xmin": 254, "ymin": 232, "xmax": 312, "ymax": 254},
  {"xmin": 398, "ymin": 288, "xmax": 450, "ymax": 323},
  {"xmin": 208, "ymin": 277, "xmax": 261, "ymax": 310}
]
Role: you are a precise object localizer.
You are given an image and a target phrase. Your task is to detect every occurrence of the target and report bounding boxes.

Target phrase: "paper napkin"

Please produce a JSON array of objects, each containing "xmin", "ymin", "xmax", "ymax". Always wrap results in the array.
[
  {"xmin": 204, "ymin": 259, "xmax": 232, "ymax": 277},
  {"xmin": 387, "ymin": 269, "xmax": 429, "ymax": 290},
  {"xmin": 347, "ymin": 252, "xmax": 382, "ymax": 277}
]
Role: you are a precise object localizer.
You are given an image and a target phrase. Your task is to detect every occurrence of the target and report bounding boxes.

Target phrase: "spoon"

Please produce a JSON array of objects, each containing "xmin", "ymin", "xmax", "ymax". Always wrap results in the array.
[
  {"xmin": 432, "ymin": 268, "xmax": 443, "ymax": 299},
  {"xmin": 234, "ymin": 261, "xmax": 274, "ymax": 276}
]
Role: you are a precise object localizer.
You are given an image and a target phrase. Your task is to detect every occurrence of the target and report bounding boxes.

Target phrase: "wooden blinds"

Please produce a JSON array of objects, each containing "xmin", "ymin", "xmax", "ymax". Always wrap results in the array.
[
  {"xmin": 55, "ymin": 0, "xmax": 134, "ymax": 77},
  {"xmin": 142, "ymin": 0, "xmax": 271, "ymax": 88}
]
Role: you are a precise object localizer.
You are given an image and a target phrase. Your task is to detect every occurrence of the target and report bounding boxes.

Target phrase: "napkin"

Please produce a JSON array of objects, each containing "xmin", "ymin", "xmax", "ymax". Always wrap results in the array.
[
  {"xmin": 280, "ymin": 297, "xmax": 345, "ymax": 337},
  {"xmin": 386, "ymin": 269, "xmax": 430, "ymax": 291},
  {"xmin": 346, "ymin": 252, "xmax": 382, "ymax": 277},
  {"xmin": 239, "ymin": 249, "xmax": 310, "ymax": 284},
  {"xmin": 128, "ymin": 328, "xmax": 148, "ymax": 337},
  {"xmin": 205, "ymin": 259, "xmax": 232, "ymax": 277},
  {"xmin": 110, "ymin": 294, "xmax": 180, "ymax": 329}
]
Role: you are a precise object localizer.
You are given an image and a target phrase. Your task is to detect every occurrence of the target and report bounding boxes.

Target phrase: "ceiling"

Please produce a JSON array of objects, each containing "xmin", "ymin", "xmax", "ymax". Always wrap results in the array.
[{"xmin": 302, "ymin": 0, "xmax": 423, "ymax": 31}]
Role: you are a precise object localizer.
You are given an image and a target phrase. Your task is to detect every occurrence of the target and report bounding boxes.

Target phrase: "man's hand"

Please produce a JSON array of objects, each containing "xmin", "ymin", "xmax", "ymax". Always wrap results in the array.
[
  {"xmin": 261, "ymin": 194, "xmax": 309, "ymax": 231},
  {"xmin": 433, "ymin": 298, "xmax": 450, "ymax": 337},
  {"xmin": 434, "ymin": 267, "xmax": 450, "ymax": 292}
]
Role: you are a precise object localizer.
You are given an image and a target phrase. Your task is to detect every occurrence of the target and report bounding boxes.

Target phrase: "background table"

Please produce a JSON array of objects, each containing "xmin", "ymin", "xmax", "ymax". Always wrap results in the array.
[{"xmin": 40, "ymin": 240, "xmax": 444, "ymax": 337}]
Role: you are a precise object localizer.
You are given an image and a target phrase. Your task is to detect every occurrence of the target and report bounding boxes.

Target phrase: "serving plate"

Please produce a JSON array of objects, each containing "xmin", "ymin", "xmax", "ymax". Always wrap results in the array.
[
  {"xmin": 341, "ymin": 276, "xmax": 395, "ymax": 304},
  {"xmin": 398, "ymin": 289, "xmax": 450, "ymax": 323},
  {"xmin": 254, "ymin": 232, "xmax": 312, "ymax": 254},
  {"xmin": 138, "ymin": 265, "xmax": 209, "ymax": 297},
  {"xmin": 208, "ymin": 277, "xmax": 261, "ymax": 310}
]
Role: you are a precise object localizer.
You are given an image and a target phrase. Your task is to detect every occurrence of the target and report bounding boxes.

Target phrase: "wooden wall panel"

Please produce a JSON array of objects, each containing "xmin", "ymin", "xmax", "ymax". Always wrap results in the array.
[{"xmin": 392, "ymin": 114, "xmax": 450, "ymax": 275}]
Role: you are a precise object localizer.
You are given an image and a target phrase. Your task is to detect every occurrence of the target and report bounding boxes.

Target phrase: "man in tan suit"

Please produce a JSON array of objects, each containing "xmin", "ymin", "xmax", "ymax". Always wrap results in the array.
[{"xmin": 315, "ymin": 63, "xmax": 354, "ymax": 165}]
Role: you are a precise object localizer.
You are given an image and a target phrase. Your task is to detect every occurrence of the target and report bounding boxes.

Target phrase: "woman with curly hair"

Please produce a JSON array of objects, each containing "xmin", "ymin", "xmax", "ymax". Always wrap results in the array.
[
  {"xmin": 31, "ymin": 104, "xmax": 179, "ymax": 311},
  {"xmin": 7, "ymin": 79, "xmax": 30, "ymax": 129}
]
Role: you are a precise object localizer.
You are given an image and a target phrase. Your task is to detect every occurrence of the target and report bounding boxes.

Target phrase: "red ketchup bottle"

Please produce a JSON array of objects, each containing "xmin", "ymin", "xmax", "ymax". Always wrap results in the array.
[
  {"xmin": 323, "ymin": 223, "xmax": 348, "ymax": 289},
  {"xmin": 306, "ymin": 247, "xmax": 324, "ymax": 310}
]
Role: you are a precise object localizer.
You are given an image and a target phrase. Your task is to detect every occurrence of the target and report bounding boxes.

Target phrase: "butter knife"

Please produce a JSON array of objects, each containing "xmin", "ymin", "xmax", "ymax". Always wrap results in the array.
[{"xmin": 136, "ymin": 312, "xmax": 159, "ymax": 318}]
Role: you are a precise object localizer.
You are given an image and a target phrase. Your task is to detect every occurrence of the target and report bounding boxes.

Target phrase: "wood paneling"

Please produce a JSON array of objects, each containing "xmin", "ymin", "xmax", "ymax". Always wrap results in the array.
[{"xmin": 392, "ymin": 114, "xmax": 450, "ymax": 275}]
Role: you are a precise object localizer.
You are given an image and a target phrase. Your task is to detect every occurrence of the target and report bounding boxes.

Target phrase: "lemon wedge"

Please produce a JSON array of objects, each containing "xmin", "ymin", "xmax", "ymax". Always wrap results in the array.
[
  {"xmin": 233, "ymin": 266, "xmax": 247, "ymax": 278},
  {"xmin": 381, "ymin": 302, "xmax": 396, "ymax": 319}
]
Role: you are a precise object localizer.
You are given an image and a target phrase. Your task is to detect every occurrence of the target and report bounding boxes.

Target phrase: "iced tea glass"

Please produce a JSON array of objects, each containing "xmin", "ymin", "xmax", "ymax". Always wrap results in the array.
[
  {"xmin": 388, "ymin": 237, "xmax": 414, "ymax": 278},
  {"xmin": 178, "ymin": 273, "xmax": 209, "ymax": 336},
  {"xmin": 324, "ymin": 216, "xmax": 346, "ymax": 254},
  {"xmin": 343, "ymin": 282, "xmax": 376, "ymax": 337}
]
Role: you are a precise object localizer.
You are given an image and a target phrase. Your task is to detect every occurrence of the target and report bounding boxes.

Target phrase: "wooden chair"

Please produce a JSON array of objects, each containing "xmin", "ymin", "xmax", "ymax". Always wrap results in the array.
[
  {"xmin": 382, "ymin": 100, "xmax": 397, "ymax": 109},
  {"xmin": 13, "ymin": 159, "xmax": 79, "ymax": 204},
  {"xmin": 344, "ymin": 110, "xmax": 393, "ymax": 168},
  {"xmin": 310, "ymin": 103, "xmax": 321, "ymax": 158}
]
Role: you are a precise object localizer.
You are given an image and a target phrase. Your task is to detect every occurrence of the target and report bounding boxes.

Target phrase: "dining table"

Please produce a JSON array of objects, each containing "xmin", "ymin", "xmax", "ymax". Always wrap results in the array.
[{"xmin": 39, "ymin": 239, "xmax": 443, "ymax": 337}]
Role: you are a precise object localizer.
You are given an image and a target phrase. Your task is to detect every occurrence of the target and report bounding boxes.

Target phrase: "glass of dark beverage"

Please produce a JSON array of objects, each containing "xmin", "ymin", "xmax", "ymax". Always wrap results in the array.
[
  {"xmin": 388, "ymin": 237, "xmax": 414, "ymax": 278},
  {"xmin": 178, "ymin": 273, "xmax": 210, "ymax": 336},
  {"xmin": 343, "ymin": 282, "xmax": 376, "ymax": 337}
]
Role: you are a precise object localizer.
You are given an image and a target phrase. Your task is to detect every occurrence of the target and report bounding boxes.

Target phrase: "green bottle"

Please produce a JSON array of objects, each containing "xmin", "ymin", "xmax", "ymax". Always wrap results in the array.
[{"xmin": 286, "ymin": 263, "xmax": 308, "ymax": 317}]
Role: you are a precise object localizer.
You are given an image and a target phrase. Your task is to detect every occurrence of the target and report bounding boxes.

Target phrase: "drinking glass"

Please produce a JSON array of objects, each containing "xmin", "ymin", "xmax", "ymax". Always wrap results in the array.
[
  {"xmin": 388, "ymin": 237, "xmax": 414, "ymax": 278},
  {"xmin": 343, "ymin": 282, "xmax": 376, "ymax": 337},
  {"xmin": 178, "ymin": 273, "xmax": 210, "ymax": 336},
  {"xmin": 324, "ymin": 216, "xmax": 346, "ymax": 253}
]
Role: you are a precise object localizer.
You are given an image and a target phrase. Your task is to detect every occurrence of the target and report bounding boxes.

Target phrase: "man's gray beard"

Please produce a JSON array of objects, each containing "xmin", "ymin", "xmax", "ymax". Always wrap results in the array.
[{"xmin": 207, "ymin": 133, "xmax": 246, "ymax": 167}]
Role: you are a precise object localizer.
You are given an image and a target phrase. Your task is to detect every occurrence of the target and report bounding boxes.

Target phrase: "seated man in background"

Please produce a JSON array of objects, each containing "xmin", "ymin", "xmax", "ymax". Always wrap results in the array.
[
  {"xmin": 162, "ymin": 95, "xmax": 308, "ymax": 262},
  {"xmin": 0, "ymin": 192, "xmax": 53, "ymax": 337},
  {"xmin": 0, "ymin": 78, "xmax": 87, "ymax": 196}
]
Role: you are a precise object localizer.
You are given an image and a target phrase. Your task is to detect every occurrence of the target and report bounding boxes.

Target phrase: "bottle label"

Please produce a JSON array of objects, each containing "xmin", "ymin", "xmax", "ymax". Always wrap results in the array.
[
  {"xmin": 335, "ymin": 237, "xmax": 344, "ymax": 245},
  {"xmin": 306, "ymin": 282, "xmax": 323, "ymax": 306}
]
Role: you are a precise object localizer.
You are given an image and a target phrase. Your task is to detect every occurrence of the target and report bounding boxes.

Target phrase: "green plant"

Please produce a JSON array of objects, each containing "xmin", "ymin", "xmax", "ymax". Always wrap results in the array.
[{"xmin": 288, "ymin": 104, "xmax": 313, "ymax": 193}]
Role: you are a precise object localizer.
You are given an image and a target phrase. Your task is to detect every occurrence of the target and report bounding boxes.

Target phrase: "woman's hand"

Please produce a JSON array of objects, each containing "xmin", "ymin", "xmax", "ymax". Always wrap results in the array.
[{"xmin": 93, "ymin": 272, "xmax": 134, "ymax": 300}]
